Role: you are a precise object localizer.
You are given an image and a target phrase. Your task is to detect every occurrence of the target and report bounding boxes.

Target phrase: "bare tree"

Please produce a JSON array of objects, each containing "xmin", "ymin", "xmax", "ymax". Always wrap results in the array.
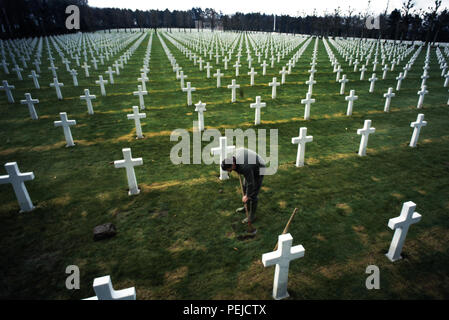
[
  {"xmin": 361, "ymin": 0, "xmax": 372, "ymax": 38},
  {"xmin": 400, "ymin": 0, "xmax": 415, "ymax": 41},
  {"xmin": 379, "ymin": 0, "xmax": 390, "ymax": 38},
  {"xmin": 423, "ymin": 0, "xmax": 442, "ymax": 44},
  {"xmin": 345, "ymin": 6, "xmax": 354, "ymax": 37}
]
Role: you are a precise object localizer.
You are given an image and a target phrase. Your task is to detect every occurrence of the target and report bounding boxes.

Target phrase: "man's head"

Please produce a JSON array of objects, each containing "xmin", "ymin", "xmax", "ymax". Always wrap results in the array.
[{"xmin": 221, "ymin": 156, "xmax": 236, "ymax": 173}]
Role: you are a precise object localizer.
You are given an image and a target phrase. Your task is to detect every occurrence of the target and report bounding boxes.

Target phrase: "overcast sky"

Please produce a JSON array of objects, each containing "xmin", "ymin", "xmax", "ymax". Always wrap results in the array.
[{"xmin": 89, "ymin": 0, "xmax": 447, "ymax": 16}]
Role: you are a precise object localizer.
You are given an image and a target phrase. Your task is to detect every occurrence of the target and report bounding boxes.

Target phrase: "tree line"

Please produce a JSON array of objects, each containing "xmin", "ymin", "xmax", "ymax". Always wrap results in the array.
[{"xmin": 0, "ymin": 0, "xmax": 448, "ymax": 43}]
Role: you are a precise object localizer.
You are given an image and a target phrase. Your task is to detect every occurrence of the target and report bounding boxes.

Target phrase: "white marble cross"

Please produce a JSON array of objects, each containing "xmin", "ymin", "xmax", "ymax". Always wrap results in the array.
[
  {"xmin": 105, "ymin": 67, "xmax": 116, "ymax": 84},
  {"xmin": 335, "ymin": 65, "xmax": 343, "ymax": 81},
  {"xmin": 54, "ymin": 112, "xmax": 76, "ymax": 147},
  {"xmin": 133, "ymin": 85, "xmax": 148, "ymax": 110},
  {"xmin": 33, "ymin": 60, "xmax": 41, "ymax": 73},
  {"xmin": 47, "ymin": 64, "xmax": 58, "ymax": 78},
  {"xmin": 182, "ymin": 82, "xmax": 196, "ymax": 106},
  {"xmin": 301, "ymin": 92, "xmax": 315, "ymax": 120},
  {"xmin": 95, "ymin": 75, "xmax": 108, "ymax": 96},
  {"xmin": 227, "ymin": 79, "xmax": 240, "ymax": 103},
  {"xmin": 368, "ymin": 74, "xmax": 378, "ymax": 93},
  {"xmin": 223, "ymin": 56, "xmax": 229, "ymax": 70},
  {"xmin": 204, "ymin": 62, "xmax": 213, "ymax": 78},
  {"xmin": 141, "ymin": 64, "xmax": 149, "ymax": 76},
  {"xmin": 262, "ymin": 233, "xmax": 305, "ymax": 300},
  {"xmin": 81, "ymin": 62, "xmax": 91, "ymax": 77},
  {"xmin": 359, "ymin": 65, "xmax": 367, "ymax": 80},
  {"xmin": 292, "ymin": 127, "xmax": 313, "ymax": 167},
  {"xmin": 0, "ymin": 162, "xmax": 35, "ymax": 213},
  {"xmin": 213, "ymin": 69, "xmax": 224, "ymax": 88},
  {"xmin": 287, "ymin": 60, "xmax": 293, "ymax": 74},
  {"xmin": 279, "ymin": 66, "xmax": 288, "ymax": 84},
  {"xmin": 84, "ymin": 275, "xmax": 136, "ymax": 300},
  {"xmin": 114, "ymin": 148, "xmax": 143, "ymax": 195},
  {"xmin": 63, "ymin": 58, "xmax": 71, "ymax": 72},
  {"xmin": 383, "ymin": 87, "xmax": 395, "ymax": 112},
  {"xmin": 73, "ymin": 56, "xmax": 80, "ymax": 67},
  {"xmin": 1, "ymin": 59, "xmax": 9, "ymax": 74},
  {"xmin": 248, "ymin": 68, "xmax": 257, "ymax": 86},
  {"xmin": 250, "ymin": 96, "xmax": 266, "ymax": 125},
  {"xmin": 417, "ymin": 85, "xmax": 428, "ymax": 109},
  {"xmin": 69, "ymin": 69, "xmax": 78, "ymax": 86},
  {"xmin": 444, "ymin": 71, "xmax": 449, "ymax": 87},
  {"xmin": 50, "ymin": 78, "xmax": 64, "ymax": 100},
  {"xmin": 353, "ymin": 59, "xmax": 359, "ymax": 72},
  {"xmin": 211, "ymin": 136, "xmax": 235, "ymax": 180},
  {"xmin": 409, "ymin": 113, "xmax": 427, "ymax": 147},
  {"xmin": 420, "ymin": 73, "xmax": 429, "ymax": 88},
  {"xmin": 382, "ymin": 64, "xmax": 389, "ymax": 79},
  {"xmin": 261, "ymin": 60, "xmax": 268, "ymax": 75},
  {"xmin": 233, "ymin": 61, "xmax": 241, "ymax": 77},
  {"xmin": 173, "ymin": 65, "xmax": 181, "ymax": 79},
  {"xmin": 20, "ymin": 93, "xmax": 39, "ymax": 120},
  {"xmin": 0, "ymin": 80, "xmax": 15, "ymax": 103},
  {"xmin": 12, "ymin": 64, "xmax": 24, "ymax": 80},
  {"xmin": 113, "ymin": 61, "xmax": 121, "ymax": 75},
  {"xmin": 441, "ymin": 65, "xmax": 448, "ymax": 77},
  {"xmin": 307, "ymin": 65, "xmax": 316, "ymax": 79},
  {"xmin": 91, "ymin": 57, "xmax": 98, "ymax": 70},
  {"xmin": 345, "ymin": 89, "xmax": 358, "ymax": 116},
  {"xmin": 80, "ymin": 89, "xmax": 96, "ymax": 115},
  {"xmin": 339, "ymin": 74, "xmax": 348, "ymax": 95},
  {"xmin": 127, "ymin": 106, "xmax": 146, "ymax": 139},
  {"xmin": 138, "ymin": 73, "xmax": 149, "ymax": 91},
  {"xmin": 306, "ymin": 76, "xmax": 316, "ymax": 95},
  {"xmin": 215, "ymin": 53, "xmax": 221, "ymax": 65},
  {"xmin": 28, "ymin": 70, "xmax": 40, "ymax": 89},
  {"xmin": 270, "ymin": 55, "xmax": 275, "ymax": 68},
  {"xmin": 194, "ymin": 101, "xmax": 207, "ymax": 131},
  {"xmin": 403, "ymin": 64, "xmax": 411, "ymax": 78},
  {"xmin": 396, "ymin": 72, "xmax": 405, "ymax": 91},
  {"xmin": 357, "ymin": 120, "xmax": 375, "ymax": 156},
  {"xmin": 177, "ymin": 71, "xmax": 187, "ymax": 89},
  {"xmin": 269, "ymin": 77, "xmax": 280, "ymax": 99},
  {"xmin": 386, "ymin": 201, "xmax": 422, "ymax": 262}
]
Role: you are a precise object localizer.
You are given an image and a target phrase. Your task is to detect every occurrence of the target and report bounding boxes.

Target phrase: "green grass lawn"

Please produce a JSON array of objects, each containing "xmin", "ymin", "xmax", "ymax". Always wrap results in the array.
[{"xmin": 1, "ymin": 30, "xmax": 449, "ymax": 299}]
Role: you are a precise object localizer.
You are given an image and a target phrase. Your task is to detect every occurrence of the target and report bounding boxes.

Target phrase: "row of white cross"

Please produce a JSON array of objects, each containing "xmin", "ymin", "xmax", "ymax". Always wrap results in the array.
[{"xmin": 0, "ymin": 32, "xmax": 445, "ymax": 301}]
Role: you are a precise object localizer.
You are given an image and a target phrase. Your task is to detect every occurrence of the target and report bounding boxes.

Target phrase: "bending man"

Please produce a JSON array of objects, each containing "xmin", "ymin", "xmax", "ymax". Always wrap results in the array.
[{"xmin": 221, "ymin": 147, "xmax": 266, "ymax": 225}]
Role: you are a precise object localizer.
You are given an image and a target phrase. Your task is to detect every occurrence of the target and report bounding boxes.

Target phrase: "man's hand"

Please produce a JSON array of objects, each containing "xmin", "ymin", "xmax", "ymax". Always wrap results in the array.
[{"xmin": 242, "ymin": 195, "xmax": 249, "ymax": 203}]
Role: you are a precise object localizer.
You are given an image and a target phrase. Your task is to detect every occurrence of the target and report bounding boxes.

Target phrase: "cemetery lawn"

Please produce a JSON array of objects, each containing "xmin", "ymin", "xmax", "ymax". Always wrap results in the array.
[{"xmin": 1, "ymin": 31, "xmax": 449, "ymax": 299}]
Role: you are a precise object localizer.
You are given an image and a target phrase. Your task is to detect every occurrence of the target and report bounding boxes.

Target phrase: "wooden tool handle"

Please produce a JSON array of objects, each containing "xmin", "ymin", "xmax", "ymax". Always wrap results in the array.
[
  {"xmin": 273, "ymin": 207, "xmax": 298, "ymax": 251},
  {"xmin": 238, "ymin": 173, "xmax": 256, "ymax": 233}
]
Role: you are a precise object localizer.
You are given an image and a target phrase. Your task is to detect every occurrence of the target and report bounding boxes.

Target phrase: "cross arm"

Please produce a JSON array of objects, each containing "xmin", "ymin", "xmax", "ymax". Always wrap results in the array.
[
  {"xmin": 0, "ymin": 175, "xmax": 11, "ymax": 184},
  {"xmin": 262, "ymin": 251, "xmax": 281, "ymax": 267}
]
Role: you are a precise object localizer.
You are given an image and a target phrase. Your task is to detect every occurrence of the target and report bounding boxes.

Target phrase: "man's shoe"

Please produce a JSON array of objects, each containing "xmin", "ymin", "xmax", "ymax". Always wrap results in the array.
[{"xmin": 235, "ymin": 207, "xmax": 245, "ymax": 214}]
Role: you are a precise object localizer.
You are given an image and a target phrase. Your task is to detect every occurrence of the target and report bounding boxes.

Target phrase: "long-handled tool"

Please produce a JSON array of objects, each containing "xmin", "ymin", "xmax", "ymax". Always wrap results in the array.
[
  {"xmin": 238, "ymin": 173, "xmax": 257, "ymax": 234},
  {"xmin": 273, "ymin": 207, "xmax": 298, "ymax": 251}
]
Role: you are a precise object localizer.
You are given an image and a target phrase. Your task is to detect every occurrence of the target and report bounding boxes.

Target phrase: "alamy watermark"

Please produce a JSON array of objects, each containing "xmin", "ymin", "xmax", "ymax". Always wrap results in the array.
[
  {"xmin": 365, "ymin": 265, "xmax": 380, "ymax": 289},
  {"xmin": 65, "ymin": 265, "xmax": 80, "ymax": 289},
  {"xmin": 170, "ymin": 122, "xmax": 278, "ymax": 175},
  {"xmin": 65, "ymin": 5, "xmax": 80, "ymax": 30},
  {"xmin": 365, "ymin": 15, "xmax": 380, "ymax": 30}
]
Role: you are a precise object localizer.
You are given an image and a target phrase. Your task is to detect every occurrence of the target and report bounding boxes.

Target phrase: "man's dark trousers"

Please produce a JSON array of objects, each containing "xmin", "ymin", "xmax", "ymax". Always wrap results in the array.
[{"xmin": 242, "ymin": 172, "xmax": 264, "ymax": 223}]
